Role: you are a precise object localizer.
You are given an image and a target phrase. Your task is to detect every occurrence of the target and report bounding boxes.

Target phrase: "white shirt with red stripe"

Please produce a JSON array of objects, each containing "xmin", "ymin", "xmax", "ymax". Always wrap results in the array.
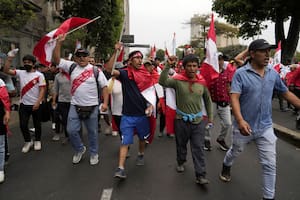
[
  {"xmin": 15, "ymin": 70, "xmax": 46, "ymax": 105},
  {"xmin": 58, "ymin": 59, "xmax": 108, "ymax": 106}
]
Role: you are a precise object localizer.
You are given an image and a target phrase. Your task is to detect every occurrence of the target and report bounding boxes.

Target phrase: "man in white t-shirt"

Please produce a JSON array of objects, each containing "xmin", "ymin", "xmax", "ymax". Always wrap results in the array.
[
  {"xmin": 53, "ymin": 34, "xmax": 109, "ymax": 166},
  {"xmin": 4, "ymin": 54, "xmax": 46, "ymax": 153}
]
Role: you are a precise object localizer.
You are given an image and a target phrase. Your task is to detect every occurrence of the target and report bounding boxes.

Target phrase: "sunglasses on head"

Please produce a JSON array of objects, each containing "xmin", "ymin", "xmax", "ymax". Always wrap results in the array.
[{"xmin": 76, "ymin": 54, "xmax": 88, "ymax": 58}]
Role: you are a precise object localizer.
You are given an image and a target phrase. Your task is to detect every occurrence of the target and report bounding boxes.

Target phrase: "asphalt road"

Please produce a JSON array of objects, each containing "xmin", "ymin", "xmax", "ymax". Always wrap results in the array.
[{"xmin": 1, "ymin": 108, "xmax": 300, "ymax": 200}]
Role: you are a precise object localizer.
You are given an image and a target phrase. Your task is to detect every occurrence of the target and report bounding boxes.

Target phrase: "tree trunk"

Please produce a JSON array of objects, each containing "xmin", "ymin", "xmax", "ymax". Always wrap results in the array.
[{"xmin": 276, "ymin": 13, "xmax": 300, "ymax": 64}]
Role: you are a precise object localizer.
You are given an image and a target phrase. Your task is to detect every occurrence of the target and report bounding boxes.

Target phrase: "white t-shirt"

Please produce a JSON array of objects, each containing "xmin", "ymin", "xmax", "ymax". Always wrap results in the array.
[
  {"xmin": 110, "ymin": 79, "xmax": 123, "ymax": 116},
  {"xmin": 15, "ymin": 70, "xmax": 46, "ymax": 105},
  {"xmin": 58, "ymin": 59, "xmax": 108, "ymax": 106}
]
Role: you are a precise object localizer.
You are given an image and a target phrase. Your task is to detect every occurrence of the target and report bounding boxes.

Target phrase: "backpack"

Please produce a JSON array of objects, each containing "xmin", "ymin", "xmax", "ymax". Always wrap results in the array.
[{"xmin": 69, "ymin": 63, "xmax": 100, "ymax": 99}]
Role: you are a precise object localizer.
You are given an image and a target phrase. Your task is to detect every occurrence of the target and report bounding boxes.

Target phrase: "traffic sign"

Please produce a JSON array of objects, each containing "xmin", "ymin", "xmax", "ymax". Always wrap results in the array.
[{"xmin": 121, "ymin": 35, "xmax": 134, "ymax": 43}]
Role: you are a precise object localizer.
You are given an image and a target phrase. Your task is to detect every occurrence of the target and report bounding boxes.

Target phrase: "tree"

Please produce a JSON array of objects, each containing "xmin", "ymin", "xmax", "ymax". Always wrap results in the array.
[
  {"xmin": 212, "ymin": 0, "xmax": 300, "ymax": 64},
  {"xmin": 0, "ymin": 0, "xmax": 35, "ymax": 30},
  {"xmin": 62, "ymin": 0, "xmax": 124, "ymax": 60}
]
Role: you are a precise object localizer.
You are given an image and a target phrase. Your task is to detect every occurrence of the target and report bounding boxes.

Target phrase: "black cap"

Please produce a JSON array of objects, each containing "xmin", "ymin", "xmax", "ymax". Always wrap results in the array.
[
  {"xmin": 248, "ymin": 39, "xmax": 276, "ymax": 51},
  {"xmin": 75, "ymin": 48, "xmax": 89, "ymax": 56}
]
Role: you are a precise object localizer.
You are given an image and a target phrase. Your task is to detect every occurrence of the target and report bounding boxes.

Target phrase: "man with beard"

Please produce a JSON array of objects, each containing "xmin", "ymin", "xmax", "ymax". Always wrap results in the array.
[{"xmin": 4, "ymin": 53, "xmax": 46, "ymax": 153}]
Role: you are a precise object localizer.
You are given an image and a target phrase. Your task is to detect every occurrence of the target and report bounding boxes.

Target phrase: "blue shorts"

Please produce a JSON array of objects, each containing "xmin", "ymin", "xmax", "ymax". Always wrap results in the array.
[{"xmin": 120, "ymin": 115, "xmax": 150, "ymax": 145}]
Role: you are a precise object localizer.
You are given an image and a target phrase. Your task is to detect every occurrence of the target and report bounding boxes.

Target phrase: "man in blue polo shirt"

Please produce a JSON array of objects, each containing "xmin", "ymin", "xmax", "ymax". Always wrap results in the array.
[{"xmin": 219, "ymin": 39, "xmax": 300, "ymax": 200}]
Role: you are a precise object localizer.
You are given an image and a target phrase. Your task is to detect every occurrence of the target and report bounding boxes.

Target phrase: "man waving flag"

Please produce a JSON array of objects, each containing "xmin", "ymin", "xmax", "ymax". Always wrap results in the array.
[{"xmin": 33, "ymin": 17, "xmax": 94, "ymax": 66}]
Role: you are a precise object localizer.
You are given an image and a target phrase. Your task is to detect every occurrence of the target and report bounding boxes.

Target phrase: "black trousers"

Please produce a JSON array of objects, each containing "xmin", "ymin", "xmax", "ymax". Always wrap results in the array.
[
  {"xmin": 56, "ymin": 102, "xmax": 70, "ymax": 137},
  {"xmin": 174, "ymin": 119, "xmax": 206, "ymax": 178},
  {"xmin": 19, "ymin": 103, "xmax": 42, "ymax": 142}
]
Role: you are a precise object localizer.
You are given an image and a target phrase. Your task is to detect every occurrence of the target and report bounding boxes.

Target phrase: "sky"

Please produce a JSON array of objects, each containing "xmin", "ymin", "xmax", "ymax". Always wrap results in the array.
[{"xmin": 129, "ymin": 0, "xmax": 299, "ymax": 53}]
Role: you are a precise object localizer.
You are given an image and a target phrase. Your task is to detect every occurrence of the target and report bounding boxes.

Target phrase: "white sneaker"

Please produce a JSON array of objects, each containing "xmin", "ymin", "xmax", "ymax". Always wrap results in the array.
[
  {"xmin": 34, "ymin": 141, "xmax": 42, "ymax": 151},
  {"xmin": 0, "ymin": 171, "xmax": 4, "ymax": 183},
  {"xmin": 29, "ymin": 128, "xmax": 35, "ymax": 132},
  {"xmin": 52, "ymin": 123, "xmax": 56, "ymax": 130},
  {"xmin": 90, "ymin": 154, "xmax": 99, "ymax": 165},
  {"xmin": 112, "ymin": 131, "xmax": 118, "ymax": 136},
  {"xmin": 21, "ymin": 141, "xmax": 33, "ymax": 153},
  {"xmin": 72, "ymin": 146, "xmax": 86, "ymax": 164},
  {"xmin": 52, "ymin": 134, "xmax": 60, "ymax": 141}
]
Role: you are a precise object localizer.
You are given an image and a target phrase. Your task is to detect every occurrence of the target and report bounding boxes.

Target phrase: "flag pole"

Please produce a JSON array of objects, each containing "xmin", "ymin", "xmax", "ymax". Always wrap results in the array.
[
  {"xmin": 111, "ymin": 1, "xmax": 125, "ymax": 75},
  {"xmin": 65, "ymin": 16, "xmax": 101, "ymax": 36}
]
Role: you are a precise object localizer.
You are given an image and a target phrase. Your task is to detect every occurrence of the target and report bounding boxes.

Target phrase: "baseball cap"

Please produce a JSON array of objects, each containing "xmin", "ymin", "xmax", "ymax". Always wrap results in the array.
[
  {"xmin": 248, "ymin": 39, "xmax": 276, "ymax": 51},
  {"xmin": 75, "ymin": 48, "xmax": 89, "ymax": 56},
  {"xmin": 143, "ymin": 59, "xmax": 152, "ymax": 65}
]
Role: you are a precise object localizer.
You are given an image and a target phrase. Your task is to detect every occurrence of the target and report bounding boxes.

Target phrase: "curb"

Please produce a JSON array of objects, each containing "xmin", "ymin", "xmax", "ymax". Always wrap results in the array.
[{"xmin": 273, "ymin": 123, "xmax": 300, "ymax": 147}]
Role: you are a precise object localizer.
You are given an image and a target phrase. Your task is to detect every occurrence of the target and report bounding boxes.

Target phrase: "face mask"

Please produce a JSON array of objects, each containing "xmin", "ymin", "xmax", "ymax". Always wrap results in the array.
[{"xmin": 24, "ymin": 64, "xmax": 33, "ymax": 72}]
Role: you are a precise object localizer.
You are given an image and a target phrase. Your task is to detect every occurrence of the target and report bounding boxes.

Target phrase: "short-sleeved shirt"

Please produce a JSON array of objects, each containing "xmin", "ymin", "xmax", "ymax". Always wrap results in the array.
[
  {"xmin": 58, "ymin": 59, "xmax": 108, "ymax": 106},
  {"xmin": 14, "ymin": 70, "xmax": 46, "ymax": 105},
  {"xmin": 118, "ymin": 69, "xmax": 147, "ymax": 116},
  {"xmin": 230, "ymin": 63, "xmax": 288, "ymax": 132}
]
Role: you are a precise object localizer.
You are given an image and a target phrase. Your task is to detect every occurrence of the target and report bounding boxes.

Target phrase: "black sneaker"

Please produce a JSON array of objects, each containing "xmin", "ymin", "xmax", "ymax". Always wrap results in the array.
[
  {"xmin": 195, "ymin": 176, "xmax": 209, "ymax": 185},
  {"xmin": 114, "ymin": 167, "xmax": 127, "ymax": 179},
  {"xmin": 216, "ymin": 139, "xmax": 229, "ymax": 151},
  {"xmin": 219, "ymin": 163, "xmax": 231, "ymax": 182},
  {"xmin": 204, "ymin": 140, "xmax": 212, "ymax": 151}
]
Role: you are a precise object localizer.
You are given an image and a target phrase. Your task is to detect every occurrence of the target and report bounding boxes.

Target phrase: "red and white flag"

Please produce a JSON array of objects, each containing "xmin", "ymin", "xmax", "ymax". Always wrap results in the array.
[
  {"xmin": 33, "ymin": 17, "xmax": 91, "ymax": 66},
  {"xmin": 150, "ymin": 45, "xmax": 156, "ymax": 59},
  {"xmin": 164, "ymin": 47, "xmax": 170, "ymax": 61},
  {"xmin": 273, "ymin": 40, "xmax": 281, "ymax": 73},
  {"xmin": 201, "ymin": 14, "xmax": 219, "ymax": 88},
  {"xmin": 172, "ymin": 32, "xmax": 176, "ymax": 56}
]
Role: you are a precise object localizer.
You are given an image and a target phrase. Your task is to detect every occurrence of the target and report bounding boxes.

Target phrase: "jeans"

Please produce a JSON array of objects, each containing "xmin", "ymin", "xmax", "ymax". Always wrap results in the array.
[
  {"xmin": 67, "ymin": 104, "xmax": 99, "ymax": 156},
  {"xmin": 0, "ymin": 135, "xmax": 4, "ymax": 171},
  {"xmin": 205, "ymin": 103, "xmax": 232, "ymax": 141},
  {"xmin": 223, "ymin": 126, "xmax": 277, "ymax": 199}
]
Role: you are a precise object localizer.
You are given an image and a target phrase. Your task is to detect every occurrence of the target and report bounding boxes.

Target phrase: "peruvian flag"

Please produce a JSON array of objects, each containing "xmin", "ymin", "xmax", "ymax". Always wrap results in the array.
[
  {"xmin": 172, "ymin": 32, "xmax": 176, "ymax": 56},
  {"xmin": 117, "ymin": 46, "xmax": 125, "ymax": 62},
  {"xmin": 201, "ymin": 14, "xmax": 219, "ymax": 88},
  {"xmin": 33, "ymin": 17, "xmax": 91, "ymax": 66},
  {"xmin": 273, "ymin": 41, "xmax": 281, "ymax": 73},
  {"xmin": 164, "ymin": 47, "xmax": 170, "ymax": 61},
  {"xmin": 150, "ymin": 45, "xmax": 156, "ymax": 59}
]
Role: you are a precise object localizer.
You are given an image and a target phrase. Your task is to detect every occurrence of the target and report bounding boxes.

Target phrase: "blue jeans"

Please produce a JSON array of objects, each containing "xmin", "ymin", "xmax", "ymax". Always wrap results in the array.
[
  {"xmin": 67, "ymin": 105, "xmax": 99, "ymax": 156},
  {"xmin": 223, "ymin": 126, "xmax": 277, "ymax": 199},
  {"xmin": 0, "ymin": 135, "xmax": 4, "ymax": 171}
]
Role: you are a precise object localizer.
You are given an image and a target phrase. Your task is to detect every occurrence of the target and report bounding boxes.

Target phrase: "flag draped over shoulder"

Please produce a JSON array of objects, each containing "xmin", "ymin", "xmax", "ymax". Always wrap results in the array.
[
  {"xmin": 165, "ymin": 71, "xmax": 208, "ymax": 135},
  {"xmin": 33, "ymin": 17, "xmax": 91, "ymax": 66},
  {"xmin": 201, "ymin": 14, "xmax": 219, "ymax": 88}
]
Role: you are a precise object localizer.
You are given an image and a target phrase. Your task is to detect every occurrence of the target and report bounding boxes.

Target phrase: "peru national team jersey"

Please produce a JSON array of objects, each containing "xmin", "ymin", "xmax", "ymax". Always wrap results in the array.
[
  {"xmin": 15, "ymin": 70, "xmax": 46, "ymax": 105},
  {"xmin": 58, "ymin": 59, "xmax": 108, "ymax": 106}
]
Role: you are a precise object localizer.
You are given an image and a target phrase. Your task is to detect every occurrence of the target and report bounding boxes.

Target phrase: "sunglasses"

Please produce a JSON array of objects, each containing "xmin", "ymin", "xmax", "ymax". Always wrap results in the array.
[{"xmin": 76, "ymin": 54, "xmax": 88, "ymax": 58}]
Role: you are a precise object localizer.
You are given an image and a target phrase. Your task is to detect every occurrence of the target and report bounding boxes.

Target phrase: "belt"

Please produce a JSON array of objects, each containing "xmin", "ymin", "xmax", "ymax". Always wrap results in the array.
[
  {"xmin": 216, "ymin": 101, "xmax": 229, "ymax": 107},
  {"xmin": 176, "ymin": 109, "xmax": 202, "ymax": 122}
]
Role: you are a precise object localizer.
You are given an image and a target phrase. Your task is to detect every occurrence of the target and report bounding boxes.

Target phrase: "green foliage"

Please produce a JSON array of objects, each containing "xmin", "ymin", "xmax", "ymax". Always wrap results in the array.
[
  {"xmin": 62, "ymin": 0, "xmax": 124, "ymax": 60},
  {"xmin": 218, "ymin": 45, "xmax": 248, "ymax": 60},
  {"xmin": 212, "ymin": 0, "xmax": 300, "ymax": 64},
  {"xmin": 0, "ymin": 0, "xmax": 35, "ymax": 30}
]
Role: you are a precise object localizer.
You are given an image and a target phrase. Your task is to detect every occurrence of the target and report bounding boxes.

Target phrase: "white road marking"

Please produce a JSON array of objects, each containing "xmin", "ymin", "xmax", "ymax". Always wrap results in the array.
[{"xmin": 100, "ymin": 188, "xmax": 113, "ymax": 200}]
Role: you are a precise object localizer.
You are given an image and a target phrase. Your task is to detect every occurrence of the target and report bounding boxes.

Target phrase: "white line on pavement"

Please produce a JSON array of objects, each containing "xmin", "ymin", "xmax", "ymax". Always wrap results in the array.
[{"xmin": 100, "ymin": 188, "xmax": 113, "ymax": 200}]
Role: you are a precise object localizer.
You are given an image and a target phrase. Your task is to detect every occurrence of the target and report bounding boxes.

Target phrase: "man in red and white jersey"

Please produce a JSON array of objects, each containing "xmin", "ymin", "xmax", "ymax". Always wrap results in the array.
[
  {"xmin": 4, "ymin": 53, "xmax": 46, "ymax": 153},
  {"xmin": 53, "ymin": 34, "xmax": 109, "ymax": 166}
]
